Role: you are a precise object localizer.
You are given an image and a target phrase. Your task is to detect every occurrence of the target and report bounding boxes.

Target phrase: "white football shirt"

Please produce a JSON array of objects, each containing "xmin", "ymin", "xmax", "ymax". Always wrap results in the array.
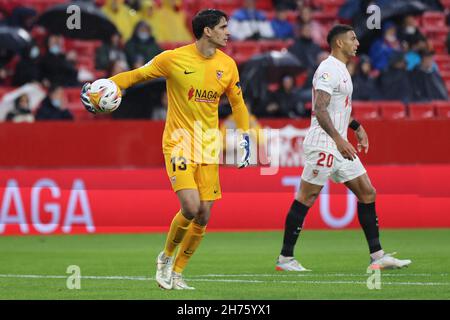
[{"xmin": 303, "ymin": 55, "xmax": 353, "ymax": 151}]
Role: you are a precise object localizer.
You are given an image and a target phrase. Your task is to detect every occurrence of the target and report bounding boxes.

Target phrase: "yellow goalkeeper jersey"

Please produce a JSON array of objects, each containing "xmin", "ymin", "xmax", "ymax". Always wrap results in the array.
[{"xmin": 109, "ymin": 43, "xmax": 249, "ymax": 163}]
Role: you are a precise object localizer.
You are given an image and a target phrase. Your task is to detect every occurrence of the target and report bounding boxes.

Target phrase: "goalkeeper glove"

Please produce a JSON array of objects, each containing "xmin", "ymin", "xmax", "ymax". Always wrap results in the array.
[
  {"xmin": 238, "ymin": 133, "xmax": 250, "ymax": 169},
  {"xmin": 80, "ymin": 82, "xmax": 97, "ymax": 114}
]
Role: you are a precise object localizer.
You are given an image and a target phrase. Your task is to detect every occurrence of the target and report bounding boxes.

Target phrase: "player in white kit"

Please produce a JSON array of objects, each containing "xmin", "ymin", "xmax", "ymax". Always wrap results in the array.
[{"xmin": 276, "ymin": 25, "xmax": 411, "ymax": 271}]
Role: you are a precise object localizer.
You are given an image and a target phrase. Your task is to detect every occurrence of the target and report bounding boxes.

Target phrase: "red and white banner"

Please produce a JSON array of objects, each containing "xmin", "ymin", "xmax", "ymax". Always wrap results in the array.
[{"xmin": 1, "ymin": 165, "xmax": 449, "ymax": 235}]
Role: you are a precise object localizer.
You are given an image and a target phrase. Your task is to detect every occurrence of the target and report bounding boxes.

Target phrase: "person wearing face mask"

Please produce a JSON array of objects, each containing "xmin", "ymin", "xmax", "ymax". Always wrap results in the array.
[
  {"xmin": 124, "ymin": 21, "xmax": 162, "ymax": 69},
  {"xmin": 397, "ymin": 15, "xmax": 425, "ymax": 51},
  {"xmin": 369, "ymin": 21, "xmax": 402, "ymax": 71},
  {"xmin": 13, "ymin": 45, "xmax": 41, "ymax": 86},
  {"xmin": 35, "ymin": 85, "xmax": 73, "ymax": 121},
  {"xmin": 39, "ymin": 34, "xmax": 79, "ymax": 87}
]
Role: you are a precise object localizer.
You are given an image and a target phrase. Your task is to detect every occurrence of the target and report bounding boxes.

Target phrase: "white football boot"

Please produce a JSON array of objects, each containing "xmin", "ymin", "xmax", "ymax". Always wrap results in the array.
[
  {"xmin": 369, "ymin": 252, "xmax": 412, "ymax": 270},
  {"xmin": 156, "ymin": 251, "xmax": 174, "ymax": 289},
  {"xmin": 276, "ymin": 256, "xmax": 311, "ymax": 272},
  {"xmin": 172, "ymin": 272, "xmax": 195, "ymax": 290}
]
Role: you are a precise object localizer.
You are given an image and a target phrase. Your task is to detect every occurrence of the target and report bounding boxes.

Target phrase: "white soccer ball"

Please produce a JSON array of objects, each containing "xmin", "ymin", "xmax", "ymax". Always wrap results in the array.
[{"xmin": 89, "ymin": 78, "xmax": 122, "ymax": 113}]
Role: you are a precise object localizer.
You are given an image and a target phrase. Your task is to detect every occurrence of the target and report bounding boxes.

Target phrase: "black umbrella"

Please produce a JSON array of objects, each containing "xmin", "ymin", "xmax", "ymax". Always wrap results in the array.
[
  {"xmin": 240, "ymin": 50, "xmax": 304, "ymax": 113},
  {"xmin": 245, "ymin": 50, "xmax": 303, "ymax": 82},
  {"xmin": 0, "ymin": 26, "xmax": 32, "ymax": 53},
  {"xmin": 35, "ymin": 1, "xmax": 117, "ymax": 41},
  {"xmin": 354, "ymin": 0, "xmax": 429, "ymax": 53}
]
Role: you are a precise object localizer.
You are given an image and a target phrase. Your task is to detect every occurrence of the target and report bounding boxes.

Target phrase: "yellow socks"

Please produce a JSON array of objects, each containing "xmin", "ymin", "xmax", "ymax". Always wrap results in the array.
[
  {"xmin": 173, "ymin": 222, "xmax": 206, "ymax": 274},
  {"xmin": 163, "ymin": 210, "xmax": 192, "ymax": 257}
]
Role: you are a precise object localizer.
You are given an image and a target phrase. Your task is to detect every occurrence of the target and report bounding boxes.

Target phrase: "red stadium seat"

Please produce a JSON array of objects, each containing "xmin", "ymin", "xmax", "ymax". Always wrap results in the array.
[
  {"xmin": 257, "ymin": 0, "xmax": 273, "ymax": 11},
  {"xmin": 214, "ymin": 0, "xmax": 240, "ymax": 15},
  {"xmin": 441, "ymin": 0, "xmax": 450, "ymax": 7},
  {"xmin": 295, "ymin": 72, "xmax": 308, "ymax": 87},
  {"xmin": 408, "ymin": 103, "xmax": 435, "ymax": 119},
  {"xmin": 379, "ymin": 101, "xmax": 407, "ymax": 120},
  {"xmin": 422, "ymin": 25, "xmax": 450, "ymax": 39},
  {"xmin": 312, "ymin": 11, "xmax": 338, "ymax": 23},
  {"xmin": 64, "ymin": 88, "xmax": 82, "ymax": 104},
  {"xmin": 440, "ymin": 71, "xmax": 450, "ymax": 82},
  {"xmin": 231, "ymin": 41, "xmax": 262, "ymax": 64},
  {"xmin": 159, "ymin": 42, "xmax": 190, "ymax": 51},
  {"xmin": 434, "ymin": 101, "xmax": 450, "ymax": 119},
  {"xmin": 352, "ymin": 101, "xmax": 380, "ymax": 120},
  {"xmin": 259, "ymin": 39, "xmax": 293, "ymax": 52},
  {"xmin": 313, "ymin": 0, "xmax": 344, "ymax": 14},
  {"xmin": 429, "ymin": 39, "xmax": 446, "ymax": 54},
  {"xmin": 422, "ymin": 11, "xmax": 446, "ymax": 28}
]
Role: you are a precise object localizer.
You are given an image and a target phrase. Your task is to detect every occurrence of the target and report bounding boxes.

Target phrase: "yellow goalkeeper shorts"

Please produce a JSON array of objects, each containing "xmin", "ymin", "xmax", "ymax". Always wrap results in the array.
[{"xmin": 164, "ymin": 154, "xmax": 222, "ymax": 201}]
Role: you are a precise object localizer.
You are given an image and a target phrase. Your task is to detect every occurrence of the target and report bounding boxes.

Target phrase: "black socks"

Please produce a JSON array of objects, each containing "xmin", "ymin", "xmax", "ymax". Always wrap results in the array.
[
  {"xmin": 357, "ymin": 202, "xmax": 382, "ymax": 254},
  {"xmin": 280, "ymin": 200, "xmax": 310, "ymax": 257}
]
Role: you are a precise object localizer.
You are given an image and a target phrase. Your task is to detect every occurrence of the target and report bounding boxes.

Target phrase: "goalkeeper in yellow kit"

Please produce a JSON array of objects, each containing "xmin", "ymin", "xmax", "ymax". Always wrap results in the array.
[{"xmin": 80, "ymin": 9, "xmax": 250, "ymax": 290}]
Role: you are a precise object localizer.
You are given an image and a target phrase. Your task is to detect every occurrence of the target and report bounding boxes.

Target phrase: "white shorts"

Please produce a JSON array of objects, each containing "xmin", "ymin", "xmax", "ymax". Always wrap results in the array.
[{"xmin": 301, "ymin": 145, "xmax": 367, "ymax": 186}]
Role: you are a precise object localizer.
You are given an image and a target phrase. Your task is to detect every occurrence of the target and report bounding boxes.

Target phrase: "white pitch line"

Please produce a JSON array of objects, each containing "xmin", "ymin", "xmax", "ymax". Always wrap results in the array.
[
  {"xmin": 194, "ymin": 273, "xmax": 449, "ymax": 278},
  {"xmin": 0, "ymin": 274, "xmax": 449, "ymax": 286}
]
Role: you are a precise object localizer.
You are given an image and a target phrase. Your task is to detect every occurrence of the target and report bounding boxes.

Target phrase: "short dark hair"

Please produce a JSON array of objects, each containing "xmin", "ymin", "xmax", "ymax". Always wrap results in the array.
[
  {"xmin": 192, "ymin": 9, "xmax": 228, "ymax": 40},
  {"xmin": 327, "ymin": 24, "xmax": 354, "ymax": 47}
]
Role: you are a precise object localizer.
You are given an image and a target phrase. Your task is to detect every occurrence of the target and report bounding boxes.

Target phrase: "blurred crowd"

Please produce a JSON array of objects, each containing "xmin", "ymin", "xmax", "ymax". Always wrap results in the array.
[{"xmin": 0, "ymin": 0, "xmax": 448, "ymax": 123}]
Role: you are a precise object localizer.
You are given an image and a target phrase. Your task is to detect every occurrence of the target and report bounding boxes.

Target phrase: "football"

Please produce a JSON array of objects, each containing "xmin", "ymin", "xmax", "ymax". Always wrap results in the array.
[{"xmin": 88, "ymin": 78, "xmax": 122, "ymax": 113}]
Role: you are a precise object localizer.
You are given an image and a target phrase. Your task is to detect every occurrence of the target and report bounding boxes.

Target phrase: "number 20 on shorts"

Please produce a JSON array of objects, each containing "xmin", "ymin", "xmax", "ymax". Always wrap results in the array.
[{"xmin": 316, "ymin": 152, "xmax": 334, "ymax": 167}]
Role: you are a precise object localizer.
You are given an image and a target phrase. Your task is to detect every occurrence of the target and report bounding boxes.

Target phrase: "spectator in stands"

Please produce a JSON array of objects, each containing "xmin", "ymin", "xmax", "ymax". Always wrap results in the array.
[
  {"xmin": 39, "ymin": 34, "xmax": 78, "ymax": 87},
  {"xmin": 297, "ymin": 6, "xmax": 327, "ymax": 48},
  {"xmin": 270, "ymin": 4, "xmax": 294, "ymax": 40},
  {"xmin": 35, "ymin": 85, "xmax": 73, "ymax": 121},
  {"xmin": 13, "ymin": 45, "xmax": 41, "ymax": 86},
  {"xmin": 352, "ymin": 55, "xmax": 380, "ymax": 101},
  {"xmin": 139, "ymin": 0, "xmax": 157, "ymax": 39},
  {"xmin": 288, "ymin": 23, "xmax": 322, "ymax": 72},
  {"xmin": 102, "ymin": 0, "xmax": 139, "ymax": 41},
  {"xmin": 6, "ymin": 6, "xmax": 36, "ymax": 31},
  {"xmin": 151, "ymin": 0, "xmax": 193, "ymax": 42},
  {"xmin": 228, "ymin": 0, "xmax": 274, "ymax": 40},
  {"xmin": 152, "ymin": 91, "xmax": 168, "ymax": 120},
  {"xmin": 5, "ymin": 94, "xmax": 34, "ymax": 123},
  {"xmin": 95, "ymin": 32, "xmax": 128, "ymax": 71},
  {"xmin": 378, "ymin": 52, "xmax": 412, "ymax": 103},
  {"xmin": 125, "ymin": 21, "xmax": 162, "ymax": 69},
  {"xmin": 264, "ymin": 74, "xmax": 307, "ymax": 118},
  {"xmin": 404, "ymin": 36, "xmax": 428, "ymax": 71},
  {"xmin": 410, "ymin": 50, "xmax": 448, "ymax": 101},
  {"xmin": 397, "ymin": 15, "xmax": 425, "ymax": 51},
  {"xmin": 369, "ymin": 21, "xmax": 402, "ymax": 71}
]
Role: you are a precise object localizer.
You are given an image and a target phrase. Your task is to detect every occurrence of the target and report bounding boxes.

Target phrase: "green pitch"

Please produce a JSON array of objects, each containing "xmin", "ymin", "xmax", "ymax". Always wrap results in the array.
[{"xmin": 0, "ymin": 229, "xmax": 449, "ymax": 300}]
